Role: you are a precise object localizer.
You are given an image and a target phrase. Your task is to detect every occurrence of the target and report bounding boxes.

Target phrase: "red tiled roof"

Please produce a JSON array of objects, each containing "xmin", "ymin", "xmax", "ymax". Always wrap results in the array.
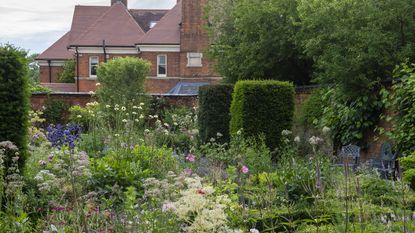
[
  {"xmin": 137, "ymin": 1, "xmax": 182, "ymax": 45},
  {"xmin": 37, "ymin": 32, "xmax": 73, "ymax": 60},
  {"xmin": 70, "ymin": 3, "xmax": 145, "ymax": 47},
  {"xmin": 69, "ymin": 5, "xmax": 111, "ymax": 45}
]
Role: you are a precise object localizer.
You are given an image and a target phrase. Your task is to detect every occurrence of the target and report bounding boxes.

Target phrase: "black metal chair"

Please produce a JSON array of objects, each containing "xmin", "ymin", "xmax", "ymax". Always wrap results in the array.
[
  {"xmin": 337, "ymin": 145, "xmax": 361, "ymax": 171},
  {"xmin": 374, "ymin": 142, "xmax": 397, "ymax": 179}
]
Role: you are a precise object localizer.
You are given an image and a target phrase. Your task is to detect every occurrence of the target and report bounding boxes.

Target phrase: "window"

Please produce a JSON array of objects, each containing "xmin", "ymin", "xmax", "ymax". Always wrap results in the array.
[
  {"xmin": 187, "ymin": 52, "xmax": 203, "ymax": 67},
  {"xmin": 89, "ymin": 56, "xmax": 99, "ymax": 77},
  {"xmin": 149, "ymin": 21, "xmax": 157, "ymax": 29},
  {"xmin": 157, "ymin": 55, "xmax": 167, "ymax": 77}
]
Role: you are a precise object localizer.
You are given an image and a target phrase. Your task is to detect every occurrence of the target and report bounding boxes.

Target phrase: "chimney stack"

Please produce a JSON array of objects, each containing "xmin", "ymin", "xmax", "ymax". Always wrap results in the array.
[{"xmin": 111, "ymin": 0, "xmax": 128, "ymax": 7}]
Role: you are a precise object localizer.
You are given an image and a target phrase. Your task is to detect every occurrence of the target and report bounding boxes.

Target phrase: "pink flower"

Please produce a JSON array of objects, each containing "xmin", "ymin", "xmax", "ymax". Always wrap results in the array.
[
  {"xmin": 38, "ymin": 160, "xmax": 47, "ymax": 166},
  {"xmin": 162, "ymin": 202, "xmax": 174, "ymax": 212},
  {"xmin": 240, "ymin": 165, "xmax": 249, "ymax": 174},
  {"xmin": 184, "ymin": 168, "xmax": 193, "ymax": 176},
  {"xmin": 185, "ymin": 153, "xmax": 196, "ymax": 162}
]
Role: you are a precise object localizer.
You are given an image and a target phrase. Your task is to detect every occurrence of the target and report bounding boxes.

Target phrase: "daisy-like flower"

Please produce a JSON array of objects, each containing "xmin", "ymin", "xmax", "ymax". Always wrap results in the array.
[
  {"xmin": 122, "ymin": 119, "xmax": 128, "ymax": 123},
  {"xmin": 121, "ymin": 107, "xmax": 126, "ymax": 111}
]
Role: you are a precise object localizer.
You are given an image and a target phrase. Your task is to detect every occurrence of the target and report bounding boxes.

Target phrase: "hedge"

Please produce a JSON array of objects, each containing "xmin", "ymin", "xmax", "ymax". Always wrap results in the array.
[
  {"xmin": 0, "ymin": 45, "xmax": 30, "ymax": 168},
  {"xmin": 230, "ymin": 80, "xmax": 294, "ymax": 151},
  {"xmin": 198, "ymin": 84, "xmax": 234, "ymax": 144}
]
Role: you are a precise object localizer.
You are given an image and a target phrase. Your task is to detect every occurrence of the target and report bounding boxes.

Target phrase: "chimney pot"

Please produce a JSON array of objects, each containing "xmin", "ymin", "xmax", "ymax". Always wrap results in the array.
[{"xmin": 111, "ymin": 0, "xmax": 128, "ymax": 7}]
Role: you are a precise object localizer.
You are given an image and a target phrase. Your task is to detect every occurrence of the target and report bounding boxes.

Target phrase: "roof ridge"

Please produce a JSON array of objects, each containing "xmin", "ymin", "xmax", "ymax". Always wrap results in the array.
[
  {"xmin": 71, "ymin": 2, "xmax": 145, "ymax": 46},
  {"xmin": 71, "ymin": 6, "xmax": 113, "ymax": 46}
]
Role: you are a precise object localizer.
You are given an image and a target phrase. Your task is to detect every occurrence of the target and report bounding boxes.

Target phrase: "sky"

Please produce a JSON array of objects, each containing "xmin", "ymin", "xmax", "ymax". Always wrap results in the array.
[{"xmin": 0, "ymin": 0, "xmax": 176, "ymax": 55}]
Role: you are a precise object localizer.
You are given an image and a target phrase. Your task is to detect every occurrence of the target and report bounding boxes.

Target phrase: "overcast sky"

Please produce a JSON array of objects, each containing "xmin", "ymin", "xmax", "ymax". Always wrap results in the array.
[{"xmin": 0, "ymin": 0, "xmax": 176, "ymax": 55}]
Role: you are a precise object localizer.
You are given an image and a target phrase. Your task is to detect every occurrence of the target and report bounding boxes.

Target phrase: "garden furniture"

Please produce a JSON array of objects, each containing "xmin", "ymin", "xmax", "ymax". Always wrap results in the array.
[
  {"xmin": 336, "ymin": 145, "xmax": 361, "ymax": 171},
  {"xmin": 371, "ymin": 142, "xmax": 397, "ymax": 179}
]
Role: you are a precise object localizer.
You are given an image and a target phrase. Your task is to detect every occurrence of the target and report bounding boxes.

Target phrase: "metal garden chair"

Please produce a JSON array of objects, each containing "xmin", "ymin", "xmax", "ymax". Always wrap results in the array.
[{"xmin": 337, "ymin": 145, "xmax": 361, "ymax": 171}]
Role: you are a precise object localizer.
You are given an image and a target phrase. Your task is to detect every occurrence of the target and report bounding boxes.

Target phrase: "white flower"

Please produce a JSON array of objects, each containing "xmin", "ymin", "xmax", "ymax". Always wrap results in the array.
[
  {"xmin": 105, "ymin": 105, "xmax": 111, "ymax": 108},
  {"xmin": 121, "ymin": 106, "xmax": 126, "ymax": 111},
  {"xmin": 309, "ymin": 136, "xmax": 323, "ymax": 145},
  {"xmin": 164, "ymin": 123, "xmax": 169, "ymax": 127},
  {"xmin": 132, "ymin": 112, "xmax": 137, "ymax": 115},
  {"xmin": 237, "ymin": 129, "xmax": 242, "ymax": 135},
  {"xmin": 154, "ymin": 115, "xmax": 159, "ymax": 119},
  {"xmin": 322, "ymin": 126, "xmax": 331, "ymax": 134},
  {"xmin": 77, "ymin": 115, "xmax": 82, "ymax": 118},
  {"xmin": 135, "ymin": 119, "xmax": 139, "ymax": 122},
  {"xmin": 139, "ymin": 114, "xmax": 144, "ymax": 119},
  {"xmin": 88, "ymin": 91, "xmax": 95, "ymax": 95},
  {"xmin": 250, "ymin": 229, "xmax": 260, "ymax": 233},
  {"xmin": 216, "ymin": 132, "xmax": 223, "ymax": 137},
  {"xmin": 140, "ymin": 102, "xmax": 145, "ymax": 106},
  {"xmin": 133, "ymin": 106, "xmax": 138, "ymax": 109},
  {"xmin": 114, "ymin": 107, "xmax": 119, "ymax": 111},
  {"xmin": 114, "ymin": 134, "xmax": 120, "ymax": 137},
  {"xmin": 144, "ymin": 129, "xmax": 150, "ymax": 134},
  {"xmin": 122, "ymin": 119, "xmax": 128, "ymax": 123},
  {"xmin": 95, "ymin": 82, "xmax": 101, "ymax": 86},
  {"xmin": 294, "ymin": 136, "xmax": 300, "ymax": 143},
  {"xmin": 281, "ymin": 130, "xmax": 292, "ymax": 136}
]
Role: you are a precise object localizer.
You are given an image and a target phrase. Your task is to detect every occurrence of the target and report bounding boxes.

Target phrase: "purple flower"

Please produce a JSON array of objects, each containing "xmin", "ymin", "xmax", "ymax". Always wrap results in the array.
[
  {"xmin": 240, "ymin": 165, "xmax": 249, "ymax": 174},
  {"xmin": 184, "ymin": 168, "xmax": 193, "ymax": 176},
  {"xmin": 185, "ymin": 153, "xmax": 196, "ymax": 162},
  {"xmin": 48, "ymin": 153, "xmax": 54, "ymax": 161},
  {"xmin": 38, "ymin": 160, "xmax": 47, "ymax": 166},
  {"xmin": 46, "ymin": 124, "xmax": 82, "ymax": 149}
]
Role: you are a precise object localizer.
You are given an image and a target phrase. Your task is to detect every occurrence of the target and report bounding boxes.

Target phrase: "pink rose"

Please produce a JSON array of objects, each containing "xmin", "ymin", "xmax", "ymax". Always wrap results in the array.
[{"xmin": 240, "ymin": 165, "xmax": 249, "ymax": 174}]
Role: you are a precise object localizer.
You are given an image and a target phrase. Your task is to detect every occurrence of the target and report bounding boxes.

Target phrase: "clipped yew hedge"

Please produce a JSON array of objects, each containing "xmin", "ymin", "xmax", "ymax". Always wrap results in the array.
[
  {"xmin": 198, "ymin": 84, "xmax": 234, "ymax": 144},
  {"xmin": 0, "ymin": 45, "xmax": 30, "ymax": 168},
  {"xmin": 230, "ymin": 80, "xmax": 294, "ymax": 151}
]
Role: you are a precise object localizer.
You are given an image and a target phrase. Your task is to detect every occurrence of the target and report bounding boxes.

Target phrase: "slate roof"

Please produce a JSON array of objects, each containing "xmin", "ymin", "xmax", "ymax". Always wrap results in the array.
[{"xmin": 38, "ymin": 1, "xmax": 180, "ymax": 60}]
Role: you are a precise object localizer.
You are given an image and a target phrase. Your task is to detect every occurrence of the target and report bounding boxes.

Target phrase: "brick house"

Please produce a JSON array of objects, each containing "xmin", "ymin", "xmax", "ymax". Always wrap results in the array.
[{"xmin": 36, "ymin": 0, "xmax": 220, "ymax": 94}]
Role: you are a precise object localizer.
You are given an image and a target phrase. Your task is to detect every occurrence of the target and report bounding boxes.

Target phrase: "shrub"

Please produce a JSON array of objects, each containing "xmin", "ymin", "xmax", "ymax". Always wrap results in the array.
[
  {"xmin": 230, "ymin": 80, "xmax": 294, "ymax": 151},
  {"xmin": 198, "ymin": 84, "xmax": 234, "ymax": 144},
  {"xmin": 0, "ymin": 45, "xmax": 30, "ymax": 168},
  {"xmin": 91, "ymin": 145, "xmax": 177, "ymax": 194},
  {"xmin": 400, "ymin": 152, "xmax": 415, "ymax": 190},
  {"xmin": 42, "ymin": 99, "xmax": 69, "ymax": 125},
  {"xmin": 97, "ymin": 57, "xmax": 150, "ymax": 107},
  {"xmin": 57, "ymin": 59, "xmax": 75, "ymax": 83},
  {"xmin": 297, "ymin": 88, "xmax": 326, "ymax": 129}
]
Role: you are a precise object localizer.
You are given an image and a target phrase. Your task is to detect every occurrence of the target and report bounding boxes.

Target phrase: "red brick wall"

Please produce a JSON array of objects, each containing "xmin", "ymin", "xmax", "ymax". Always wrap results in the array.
[
  {"xmin": 39, "ymin": 66, "xmax": 64, "ymax": 83},
  {"xmin": 140, "ymin": 52, "xmax": 180, "ymax": 77}
]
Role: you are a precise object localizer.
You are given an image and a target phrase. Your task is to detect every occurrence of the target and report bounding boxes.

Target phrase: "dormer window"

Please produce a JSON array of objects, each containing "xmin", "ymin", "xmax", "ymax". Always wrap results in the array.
[{"xmin": 149, "ymin": 21, "xmax": 157, "ymax": 29}]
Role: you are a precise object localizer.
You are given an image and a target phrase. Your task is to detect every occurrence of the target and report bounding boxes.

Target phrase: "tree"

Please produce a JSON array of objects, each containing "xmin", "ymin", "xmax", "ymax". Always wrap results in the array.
[
  {"xmin": 96, "ymin": 57, "xmax": 150, "ymax": 106},
  {"xmin": 27, "ymin": 53, "xmax": 39, "ymax": 84},
  {"xmin": 0, "ymin": 44, "xmax": 30, "ymax": 168},
  {"xmin": 207, "ymin": 0, "xmax": 312, "ymax": 85},
  {"xmin": 58, "ymin": 59, "xmax": 75, "ymax": 83},
  {"xmin": 297, "ymin": 0, "xmax": 415, "ymax": 145}
]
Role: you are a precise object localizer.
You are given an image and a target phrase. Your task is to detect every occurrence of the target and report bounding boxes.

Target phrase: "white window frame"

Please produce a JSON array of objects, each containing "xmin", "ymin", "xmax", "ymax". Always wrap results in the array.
[
  {"xmin": 89, "ymin": 56, "xmax": 99, "ymax": 77},
  {"xmin": 187, "ymin": 52, "xmax": 203, "ymax": 67},
  {"xmin": 157, "ymin": 54, "xmax": 167, "ymax": 77}
]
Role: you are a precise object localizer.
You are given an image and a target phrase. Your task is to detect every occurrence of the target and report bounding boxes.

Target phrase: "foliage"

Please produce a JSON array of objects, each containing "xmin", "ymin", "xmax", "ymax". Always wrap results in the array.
[
  {"xmin": 198, "ymin": 84, "xmax": 234, "ymax": 144},
  {"xmin": 230, "ymin": 80, "xmax": 295, "ymax": 151},
  {"xmin": 382, "ymin": 63, "xmax": 415, "ymax": 155},
  {"xmin": 0, "ymin": 44, "xmax": 30, "ymax": 168},
  {"xmin": 207, "ymin": 0, "xmax": 312, "ymax": 85},
  {"xmin": 42, "ymin": 98, "xmax": 69, "ymax": 125},
  {"xmin": 297, "ymin": 88, "xmax": 326, "ymax": 129},
  {"xmin": 97, "ymin": 57, "xmax": 150, "ymax": 107},
  {"xmin": 90, "ymin": 145, "xmax": 177, "ymax": 194},
  {"xmin": 319, "ymin": 87, "xmax": 382, "ymax": 147},
  {"xmin": 400, "ymin": 152, "xmax": 415, "ymax": 190},
  {"xmin": 27, "ymin": 53, "xmax": 39, "ymax": 85},
  {"xmin": 297, "ymin": 0, "xmax": 415, "ymax": 146},
  {"xmin": 57, "ymin": 59, "xmax": 75, "ymax": 83},
  {"xmin": 298, "ymin": 0, "xmax": 415, "ymax": 96},
  {"xmin": 68, "ymin": 102, "xmax": 100, "ymax": 131}
]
